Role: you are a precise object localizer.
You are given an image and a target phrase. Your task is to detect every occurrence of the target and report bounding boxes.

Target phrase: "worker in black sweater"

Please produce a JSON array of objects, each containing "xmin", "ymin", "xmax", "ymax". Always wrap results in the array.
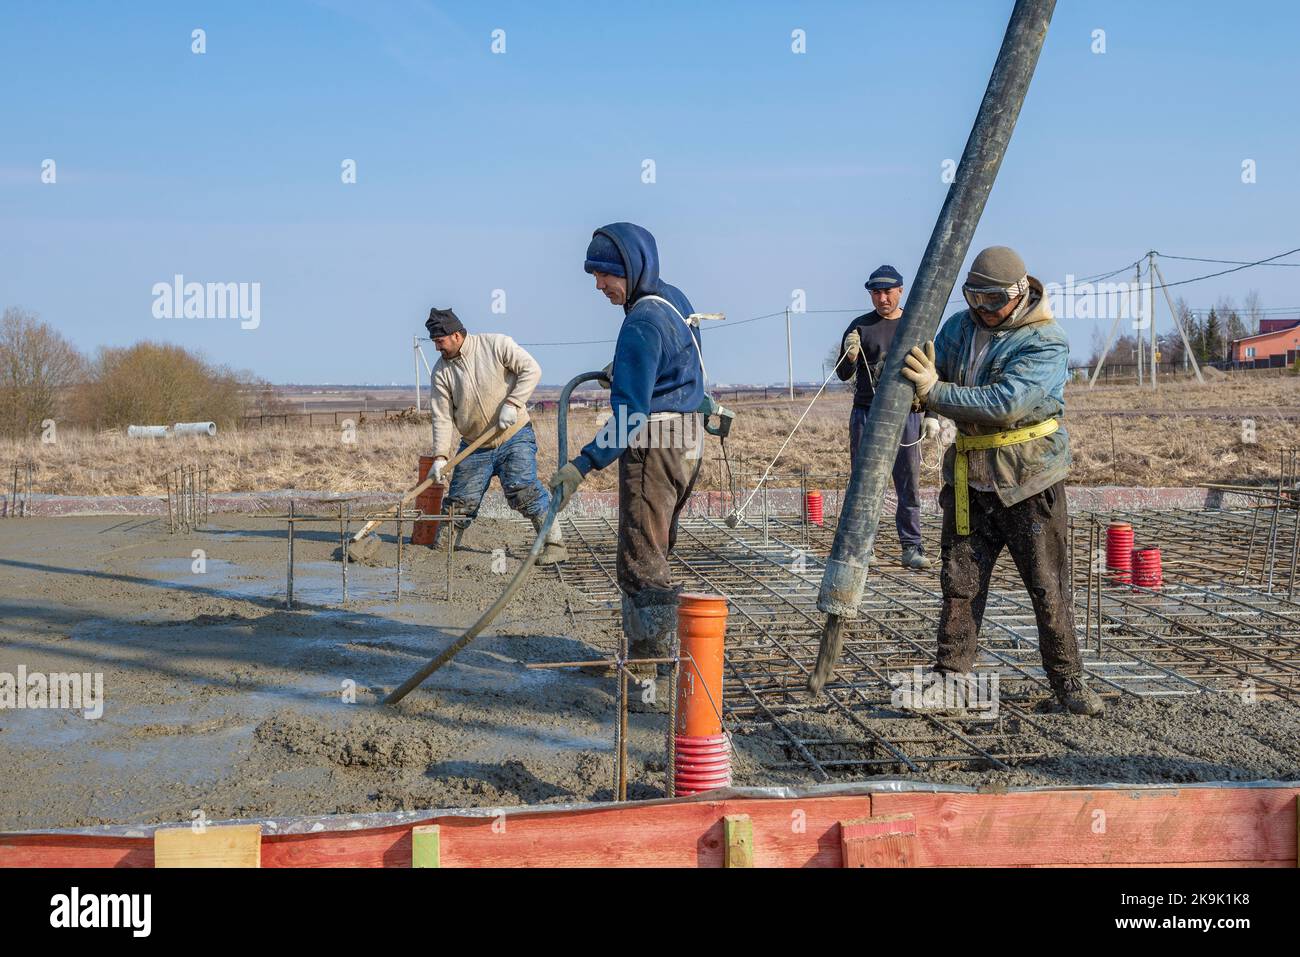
[{"xmin": 836, "ymin": 264, "xmax": 939, "ymax": 570}]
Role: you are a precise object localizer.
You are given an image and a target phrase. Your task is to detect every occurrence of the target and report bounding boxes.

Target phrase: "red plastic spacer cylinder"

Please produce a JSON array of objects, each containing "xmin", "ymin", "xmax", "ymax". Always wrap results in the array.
[
  {"xmin": 805, "ymin": 489, "xmax": 824, "ymax": 526},
  {"xmin": 1105, "ymin": 522, "xmax": 1134, "ymax": 584},
  {"xmin": 1132, "ymin": 547, "xmax": 1163, "ymax": 589},
  {"xmin": 672, "ymin": 734, "xmax": 731, "ymax": 796}
]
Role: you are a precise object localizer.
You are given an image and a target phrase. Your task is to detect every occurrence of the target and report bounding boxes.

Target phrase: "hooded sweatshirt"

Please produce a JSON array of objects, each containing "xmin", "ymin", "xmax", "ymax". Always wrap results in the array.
[
  {"xmin": 926, "ymin": 277, "xmax": 1071, "ymax": 506},
  {"xmin": 574, "ymin": 223, "xmax": 705, "ymax": 475}
]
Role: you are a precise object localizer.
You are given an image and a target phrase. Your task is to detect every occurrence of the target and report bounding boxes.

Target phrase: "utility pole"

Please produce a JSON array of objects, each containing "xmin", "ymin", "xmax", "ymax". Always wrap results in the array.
[
  {"xmin": 1150, "ymin": 254, "xmax": 1204, "ymax": 384},
  {"xmin": 414, "ymin": 337, "xmax": 421, "ymax": 411},
  {"xmin": 1090, "ymin": 305, "xmax": 1125, "ymax": 388},
  {"xmin": 1134, "ymin": 260, "xmax": 1144, "ymax": 386},
  {"xmin": 1149, "ymin": 250, "xmax": 1157, "ymax": 389},
  {"xmin": 785, "ymin": 307, "xmax": 794, "ymax": 400}
]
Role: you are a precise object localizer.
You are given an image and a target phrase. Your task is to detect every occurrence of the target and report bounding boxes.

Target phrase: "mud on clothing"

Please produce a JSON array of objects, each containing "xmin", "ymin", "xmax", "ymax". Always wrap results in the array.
[
  {"xmin": 443, "ymin": 423, "xmax": 550, "ymax": 524},
  {"xmin": 935, "ymin": 480, "xmax": 1082, "ymax": 679},
  {"xmin": 577, "ymin": 222, "xmax": 706, "ymax": 603},
  {"xmin": 926, "ymin": 277, "xmax": 1071, "ymax": 506},
  {"xmin": 616, "ymin": 443, "xmax": 701, "ymax": 603}
]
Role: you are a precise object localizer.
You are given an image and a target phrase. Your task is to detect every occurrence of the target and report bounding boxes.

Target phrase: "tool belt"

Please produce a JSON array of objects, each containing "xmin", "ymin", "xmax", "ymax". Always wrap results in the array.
[{"xmin": 952, "ymin": 419, "xmax": 1059, "ymax": 535}]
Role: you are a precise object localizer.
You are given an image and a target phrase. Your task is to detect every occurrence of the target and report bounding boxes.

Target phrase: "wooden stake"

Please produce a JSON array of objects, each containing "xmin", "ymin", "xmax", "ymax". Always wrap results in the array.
[
  {"xmin": 412, "ymin": 825, "xmax": 441, "ymax": 868},
  {"xmin": 155, "ymin": 824, "xmax": 262, "ymax": 868},
  {"xmin": 840, "ymin": 814, "xmax": 916, "ymax": 868},
  {"xmin": 724, "ymin": 814, "xmax": 754, "ymax": 868}
]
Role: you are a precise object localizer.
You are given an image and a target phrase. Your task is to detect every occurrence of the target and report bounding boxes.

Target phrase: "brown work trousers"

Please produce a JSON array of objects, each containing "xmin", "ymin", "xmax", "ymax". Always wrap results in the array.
[
  {"xmin": 935, "ymin": 480, "xmax": 1083, "ymax": 679},
  {"xmin": 617, "ymin": 442, "xmax": 701, "ymax": 608}
]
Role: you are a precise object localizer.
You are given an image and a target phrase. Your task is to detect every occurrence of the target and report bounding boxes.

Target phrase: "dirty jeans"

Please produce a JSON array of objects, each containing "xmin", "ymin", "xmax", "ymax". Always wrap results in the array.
[
  {"xmin": 443, "ymin": 423, "xmax": 549, "ymax": 526},
  {"xmin": 617, "ymin": 442, "xmax": 701, "ymax": 608},
  {"xmin": 850, "ymin": 406, "xmax": 923, "ymax": 549},
  {"xmin": 935, "ymin": 480, "xmax": 1083, "ymax": 679}
]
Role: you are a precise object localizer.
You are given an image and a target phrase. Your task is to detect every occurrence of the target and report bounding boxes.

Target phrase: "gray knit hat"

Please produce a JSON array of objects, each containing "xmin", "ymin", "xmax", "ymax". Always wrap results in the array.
[{"xmin": 966, "ymin": 246, "xmax": 1027, "ymax": 287}]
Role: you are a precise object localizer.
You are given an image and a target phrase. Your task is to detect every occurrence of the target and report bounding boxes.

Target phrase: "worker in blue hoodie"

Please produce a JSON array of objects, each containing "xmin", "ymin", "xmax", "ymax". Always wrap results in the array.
[{"xmin": 548, "ymin": 223, "xmax": 705, "ymax": 701}]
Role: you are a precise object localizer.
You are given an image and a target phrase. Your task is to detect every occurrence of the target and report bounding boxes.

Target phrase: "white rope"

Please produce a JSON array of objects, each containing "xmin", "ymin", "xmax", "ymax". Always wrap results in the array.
[
  {"xmin": 731, "ymin": 347, "xmax": 849, "ymax": 519},
  {"xmin": 866, "ymin": 335, "xmax": 942, "ymax": 467},
  {"xmin": 729, "ymin": 340, "xmax": 945, "ymax": 521}
]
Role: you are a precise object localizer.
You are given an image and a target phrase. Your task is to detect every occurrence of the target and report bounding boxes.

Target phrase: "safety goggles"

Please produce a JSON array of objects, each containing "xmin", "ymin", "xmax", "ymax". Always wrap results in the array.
[{"xmin": 962, "ymin": 276, "xmax": 1028, "ymax": 313}]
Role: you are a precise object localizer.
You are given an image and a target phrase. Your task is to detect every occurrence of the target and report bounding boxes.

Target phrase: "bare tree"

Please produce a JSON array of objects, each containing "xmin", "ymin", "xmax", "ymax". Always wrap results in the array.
[
  {"xmin": 0, "ymin": 307, "xmax": 85, "ymax": 440},
  {"xmin": 79, "ymin": 341, "xmax": 253, "ymax": 430},
  {"xmin": 1088, "ymin": 324, "xmax": 1105, "ymax": 365},
  {"xmin": 1170, "ymin": 297, "xmax": 1196, "ymax": 369},
  {"xmin": 1217, "ymin": 295, "xmax": 1247, "ymax": 360},
  {"xmin": 1244, "ymin": 289, "xmax": 1264, "ymax": 335}
]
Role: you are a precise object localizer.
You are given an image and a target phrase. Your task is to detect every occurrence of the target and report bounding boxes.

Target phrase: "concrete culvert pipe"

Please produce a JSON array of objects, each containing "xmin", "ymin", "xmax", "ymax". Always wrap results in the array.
[
  {"xmin": 126, "ymin": 425, "xmax": 170, "ymax": 438},
  {"xmin": 173, "ymin": 422, "xmax": 218, "ymax": 437}
]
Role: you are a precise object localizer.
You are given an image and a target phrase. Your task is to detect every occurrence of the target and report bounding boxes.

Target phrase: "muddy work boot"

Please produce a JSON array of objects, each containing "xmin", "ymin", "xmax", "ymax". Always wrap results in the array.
[
  {"xmin": 901, "ymin": 544, "xmax": 932, "ymax": 570},
  {"xmin": 530, "ymin": 515, "xmax": 568, "ymax": 565},
  {"xmin": 896, "ymin": 667, "xmax": 972, "ymax": 717},
  {"xmin": 621, "ymin": 596, "xmax": 678, "ymax": 714},
  {"xmin": 1040, "ymin": 673, "xmax": 1105, "ymax": 716},
  {"xmin": 445, "ymin": 520, "xmax": 469, "ymax": 551}
]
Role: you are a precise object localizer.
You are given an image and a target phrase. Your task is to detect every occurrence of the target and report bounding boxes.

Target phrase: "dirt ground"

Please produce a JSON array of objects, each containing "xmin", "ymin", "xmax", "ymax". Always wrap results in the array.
[{"xmin": 1, "ymin": 514, "xmax": 1297, "ymax": 831}]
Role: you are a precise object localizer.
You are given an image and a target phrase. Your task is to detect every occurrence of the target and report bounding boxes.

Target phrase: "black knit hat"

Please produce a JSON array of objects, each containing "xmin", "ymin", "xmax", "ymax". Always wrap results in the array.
[{"xmin": 425, "ymin": 307, "xmax": 466, "ymax": 339}]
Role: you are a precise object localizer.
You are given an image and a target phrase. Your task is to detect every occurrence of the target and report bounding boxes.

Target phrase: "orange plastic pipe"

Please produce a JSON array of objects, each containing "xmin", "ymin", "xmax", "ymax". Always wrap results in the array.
[
  {"xmin": 675, "ymin": 593, "xmax": 727, "ymax": 737},
  {"xmin": 411, "ymin": 456, "xmax": 446, "ymax": 547}
]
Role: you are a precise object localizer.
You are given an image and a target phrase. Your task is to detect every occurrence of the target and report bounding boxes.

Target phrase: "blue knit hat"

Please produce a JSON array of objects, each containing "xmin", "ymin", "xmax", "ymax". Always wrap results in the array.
[
  {"xmin": 865, "ymin": 264, "xmax": 904, "ymax": 290},
  {"xmin": 583, "ymin": 232, "xmax": 626, "ymax": 277}
]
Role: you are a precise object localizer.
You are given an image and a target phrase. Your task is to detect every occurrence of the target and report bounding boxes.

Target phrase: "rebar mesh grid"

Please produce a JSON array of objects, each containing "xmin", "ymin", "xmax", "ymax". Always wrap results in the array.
[{"xmin": 553, "ymin": 504, "xmax": 1300, "ymax": 780}]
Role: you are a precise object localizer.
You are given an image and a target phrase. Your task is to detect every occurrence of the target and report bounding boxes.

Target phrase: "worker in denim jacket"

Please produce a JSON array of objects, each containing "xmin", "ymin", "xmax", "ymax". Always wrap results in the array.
[{"xmin": 902, "ymin": 246, "xmax": 1103, "ymax": 716}]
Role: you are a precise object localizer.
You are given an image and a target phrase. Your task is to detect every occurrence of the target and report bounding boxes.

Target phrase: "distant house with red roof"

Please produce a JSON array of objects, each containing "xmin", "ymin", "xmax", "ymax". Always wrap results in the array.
[{"xmin": 1233, "ymin": 318, "xmax": 1300, "ymax": 363}]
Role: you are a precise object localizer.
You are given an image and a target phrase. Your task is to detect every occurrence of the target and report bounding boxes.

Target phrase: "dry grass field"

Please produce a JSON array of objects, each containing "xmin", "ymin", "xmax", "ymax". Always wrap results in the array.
[{"xmin": 4, "ymin": 372, "xmax": 1297, "ymax": 496}]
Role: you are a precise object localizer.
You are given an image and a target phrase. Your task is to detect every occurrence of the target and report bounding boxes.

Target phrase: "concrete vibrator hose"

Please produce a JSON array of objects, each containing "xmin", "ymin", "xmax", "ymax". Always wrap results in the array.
[{"xmin": 384, "ymin": 370, "xmax": 605, "ymax": 705}]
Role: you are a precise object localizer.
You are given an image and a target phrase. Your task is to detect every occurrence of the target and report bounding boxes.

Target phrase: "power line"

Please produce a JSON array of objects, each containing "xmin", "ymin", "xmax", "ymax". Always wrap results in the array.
[
  {"xmin": 1152, "ymin": 246, "xmax": 1300, "ymax": 291},
  {"xmin": 1156, "ymin": 253, "xmax": 1300, "ymax": 268},
  {"xmin": 517, "ymin": 247, "xmax": 1297, "ymax": 347}
]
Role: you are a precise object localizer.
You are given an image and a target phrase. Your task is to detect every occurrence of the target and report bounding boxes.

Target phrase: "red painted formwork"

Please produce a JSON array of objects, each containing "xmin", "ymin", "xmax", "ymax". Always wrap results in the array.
[{"xmin": 2, "ymin": 784, "xmax": 1295, "ymax": 868}]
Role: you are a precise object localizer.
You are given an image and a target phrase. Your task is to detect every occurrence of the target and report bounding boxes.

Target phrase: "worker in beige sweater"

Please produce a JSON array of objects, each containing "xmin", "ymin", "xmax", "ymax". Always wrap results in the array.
[{"xmin": 425, "ymin": 307, "xmax": 566, "ymax": 564}]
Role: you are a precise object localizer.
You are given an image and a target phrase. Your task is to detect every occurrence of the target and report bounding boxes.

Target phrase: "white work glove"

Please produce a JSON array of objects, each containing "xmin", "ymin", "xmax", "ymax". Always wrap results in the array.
[
  {"xmin": 598, "ymin": 360, "xmax": 614, "ymax": 388},
  {"xmin": 902, "ymin": 341, "xmax": 939, "ymax": 401},
  {"xmin": 922, "ymin": 417, "xmax": 941, "ymax": 441},
  {"xmin": 548, "ymin": 461, "xmax": 584, "ymax": 512},
  {"xmin": 498, "ymin": 401, "xmax": 519, "ymax": 431},
  {"xmin": 430, "ymin": 456, "xmax": 448, "ymax": 484},
  {"xmin": 843, "ymin": 329, "xmax": 861, "ymax": 364}
]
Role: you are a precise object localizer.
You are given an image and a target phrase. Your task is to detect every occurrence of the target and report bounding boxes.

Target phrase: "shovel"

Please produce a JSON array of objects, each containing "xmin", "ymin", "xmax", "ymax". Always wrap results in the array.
[{"xmin": 340, "ymin": 419, "xmax": 524, "ymax": 562}]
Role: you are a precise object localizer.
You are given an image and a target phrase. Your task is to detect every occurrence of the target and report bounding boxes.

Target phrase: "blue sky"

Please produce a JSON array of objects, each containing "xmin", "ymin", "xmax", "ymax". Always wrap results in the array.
[{"xmin": 2, "ymin": 0, "xmax": 1297, "ymax": 387}]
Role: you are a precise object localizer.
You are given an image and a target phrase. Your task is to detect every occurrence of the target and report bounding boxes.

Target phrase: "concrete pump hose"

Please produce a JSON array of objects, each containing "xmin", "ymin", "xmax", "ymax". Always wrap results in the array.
[{"xmin": 383, "ymin": 371, "xmax": 605, "ymax": 705}]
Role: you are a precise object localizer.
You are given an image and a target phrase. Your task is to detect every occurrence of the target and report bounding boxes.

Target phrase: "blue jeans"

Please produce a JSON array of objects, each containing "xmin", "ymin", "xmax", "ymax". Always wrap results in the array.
[
  {"xmin": 443, "ymin": 423, "xmax": 550, "ymax": 524},
  {"xmin": 849, "ymin": 406, "xmax": 922, "ymax": 549}
]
